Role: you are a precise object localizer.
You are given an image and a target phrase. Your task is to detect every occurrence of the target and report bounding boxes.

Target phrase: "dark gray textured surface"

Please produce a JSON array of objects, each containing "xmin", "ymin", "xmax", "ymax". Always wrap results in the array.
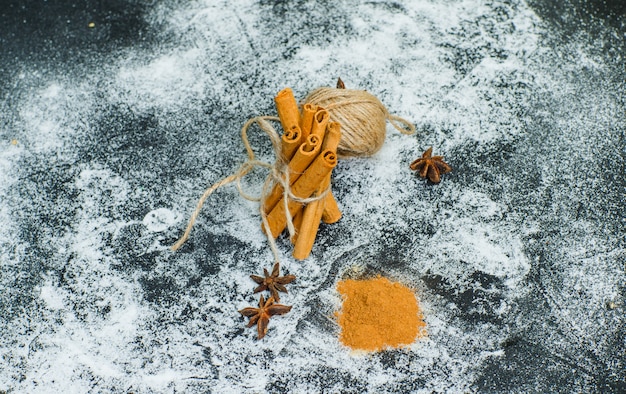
[{"xmin": 1, "ymin": 1, "xmax": 624, "ymax": 392}]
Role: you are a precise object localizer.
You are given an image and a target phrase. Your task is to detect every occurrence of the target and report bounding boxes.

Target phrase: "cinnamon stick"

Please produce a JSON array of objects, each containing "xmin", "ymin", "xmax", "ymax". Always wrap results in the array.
[
  {"xmin": 299, "ymin": 103, "xmax": 318, "ymax": 141},
  {"xmin": 265, "ymin": 150, "xmax": 337, "ymax": 238},
  {"xmin": 292, "ymin": 155, "xmax": 339, "ymax": 258},
  {"xmin": 321, "ymin": 192, "xmax": 342, "ymax": 224},
  {"xmin": 290, "ymin": 210, "xmax": 303, "ymax": 244},
  {"xmin": 292, "ymin": 195, "xmax": 326, "ymax": 259},
  {"xmin": 320, "ymin": 121, "xmax": 342, "ymax": 224},
  {"xmin": 262, "ymin": 134, "xmax": 322, "ymax": 214},
  {"xmin": 322, "ymin": 121, "xmax": 341, "ymax": 152},
  {"xmin": 274, "ymin": 87, "xmax": 300, "ymax": 133},
  {"xmin": 310, "ymin": 108, "xmax": 329, "ymax": 139},
  {"xmin": 281, "ymin": 124, "xmax": 302, "ymax": 161}
]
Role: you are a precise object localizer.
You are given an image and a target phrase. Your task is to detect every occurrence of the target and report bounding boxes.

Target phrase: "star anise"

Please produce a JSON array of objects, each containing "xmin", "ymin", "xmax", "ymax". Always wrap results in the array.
[
  {"xmin": 336, "ymin": 77, "xmax": 345, "ymax": 89},
  {"xmin": 239, "ymin": 295, "xmax": 292, "ymax": 339},
  {"xmin": 250, "ymin": 262, "xmax": 296, "ymax": 302},
  {"xmin": 409, "ymin": 147, "xmax": 452, "ymax": 183}
]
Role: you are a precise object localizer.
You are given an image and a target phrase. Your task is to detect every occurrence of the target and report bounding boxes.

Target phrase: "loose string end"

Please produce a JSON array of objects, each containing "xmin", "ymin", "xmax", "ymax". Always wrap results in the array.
[
  {"xmin": 387, "ymin": 114, "xmax": 416, "ymax": 135},
  {"xmin": 171, "ymin": 115, "xmax": 283, "ymax": 252},
  {"xmin": 169, "ymin": 173, "xmax": 238, "ymax": 251}
]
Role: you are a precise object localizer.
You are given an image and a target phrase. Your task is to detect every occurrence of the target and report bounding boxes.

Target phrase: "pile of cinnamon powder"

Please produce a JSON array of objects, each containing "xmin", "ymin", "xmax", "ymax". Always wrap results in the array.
[{"xmin": 336, "ymin": 276, "xmax": 426, "ymax": 351}]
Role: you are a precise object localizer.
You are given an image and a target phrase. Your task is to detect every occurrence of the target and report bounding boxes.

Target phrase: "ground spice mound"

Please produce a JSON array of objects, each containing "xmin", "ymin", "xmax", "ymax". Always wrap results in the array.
[{"xmin": 336, "ymin": 276, "xmax": 426, "ymax": 352}]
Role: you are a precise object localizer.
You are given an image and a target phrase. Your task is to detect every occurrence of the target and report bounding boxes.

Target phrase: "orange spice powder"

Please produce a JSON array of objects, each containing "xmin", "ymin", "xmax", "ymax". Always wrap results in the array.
[{"xmin": 336, "ymin": 275, "xmax": 426, "ymax": 352}]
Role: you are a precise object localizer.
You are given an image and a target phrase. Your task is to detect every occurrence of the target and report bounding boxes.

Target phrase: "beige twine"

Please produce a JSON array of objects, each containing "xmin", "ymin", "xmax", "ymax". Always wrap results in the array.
[
  {"xmin": 171, "ymin": 87, "xmax": 415, "ymax": 254},
  {"xmin": 304, "ymin": 87, "xmax": 415, "ymax": 158},
  {"xmin": 170, "ymin": 116, "xmax": 328, "ymax": 259}
]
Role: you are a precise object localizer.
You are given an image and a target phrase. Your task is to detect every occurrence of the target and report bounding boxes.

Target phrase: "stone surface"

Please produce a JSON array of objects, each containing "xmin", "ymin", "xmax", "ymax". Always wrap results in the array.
[{"xmin": 0, "ymin": 0, "xmax": 624, "ymax": 392}]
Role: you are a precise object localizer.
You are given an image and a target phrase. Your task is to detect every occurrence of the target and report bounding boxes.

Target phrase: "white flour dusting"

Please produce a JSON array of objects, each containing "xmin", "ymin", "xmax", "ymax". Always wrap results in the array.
[{"xmin": 0, "ymin": 0, "xmax": 624, "ymax": 392}]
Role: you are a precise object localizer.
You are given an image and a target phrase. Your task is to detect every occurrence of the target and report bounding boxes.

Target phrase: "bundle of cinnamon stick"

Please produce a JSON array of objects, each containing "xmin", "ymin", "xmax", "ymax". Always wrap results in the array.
[{"xmin": 263, "ymin": 88, "xmax": 342, "ymax": 260}]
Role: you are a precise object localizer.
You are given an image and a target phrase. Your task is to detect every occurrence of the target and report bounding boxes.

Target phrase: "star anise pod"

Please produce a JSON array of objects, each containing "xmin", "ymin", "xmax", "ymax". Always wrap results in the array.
[
  {"xmin": 250, "ymin": 262, "xmax": 296, "ymax": 302},
  {"xmin": 409, "ymin": 147, "xmax": 452, "ymax": 183},
  {"xmin": 239, "ymin": 295, "xmax": 292, "ymax": 339}
]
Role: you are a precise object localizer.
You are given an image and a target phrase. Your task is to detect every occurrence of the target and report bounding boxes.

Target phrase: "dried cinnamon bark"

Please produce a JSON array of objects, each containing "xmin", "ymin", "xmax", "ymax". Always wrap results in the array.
[
  {"xmin": 299, "ymin": 103, "xmax": 318, "ymax": 141},
  {"xmin": 274, "ymin": 87, "xmax": 300, "ymax": 133},
  {"xmin": 263, "ymin": 134, "xmax": 322, "ymax": 214},
  {"xmin": 281, "ymin": 125, "xmax": 302, "ymax": 161},
  {"xmin": 265, "ymin": 150, "xmax": 337, "ymax": 238}
]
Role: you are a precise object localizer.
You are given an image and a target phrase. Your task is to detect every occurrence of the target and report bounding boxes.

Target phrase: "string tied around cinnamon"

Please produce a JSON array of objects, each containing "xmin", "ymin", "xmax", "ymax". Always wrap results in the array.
[
  {"xmin": 171, "ymin": 83, "xmax": 416, "ymax": 258},
  {"xmin": 170, "ymin": 115, "xmax": 329, "ymax": 260}
]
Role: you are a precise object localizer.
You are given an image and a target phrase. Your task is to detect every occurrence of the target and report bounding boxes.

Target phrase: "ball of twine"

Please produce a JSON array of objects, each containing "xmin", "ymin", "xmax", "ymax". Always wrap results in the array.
[{"xmin": 304, "ymin": 87, "xmax": 415, "ymax": 158}]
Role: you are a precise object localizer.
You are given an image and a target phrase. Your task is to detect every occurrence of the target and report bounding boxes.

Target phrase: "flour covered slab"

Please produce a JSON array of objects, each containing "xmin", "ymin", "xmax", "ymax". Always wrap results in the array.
[{"xmin": 0, "ymin": 0, "xmax": 624, "ymax": 393}]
